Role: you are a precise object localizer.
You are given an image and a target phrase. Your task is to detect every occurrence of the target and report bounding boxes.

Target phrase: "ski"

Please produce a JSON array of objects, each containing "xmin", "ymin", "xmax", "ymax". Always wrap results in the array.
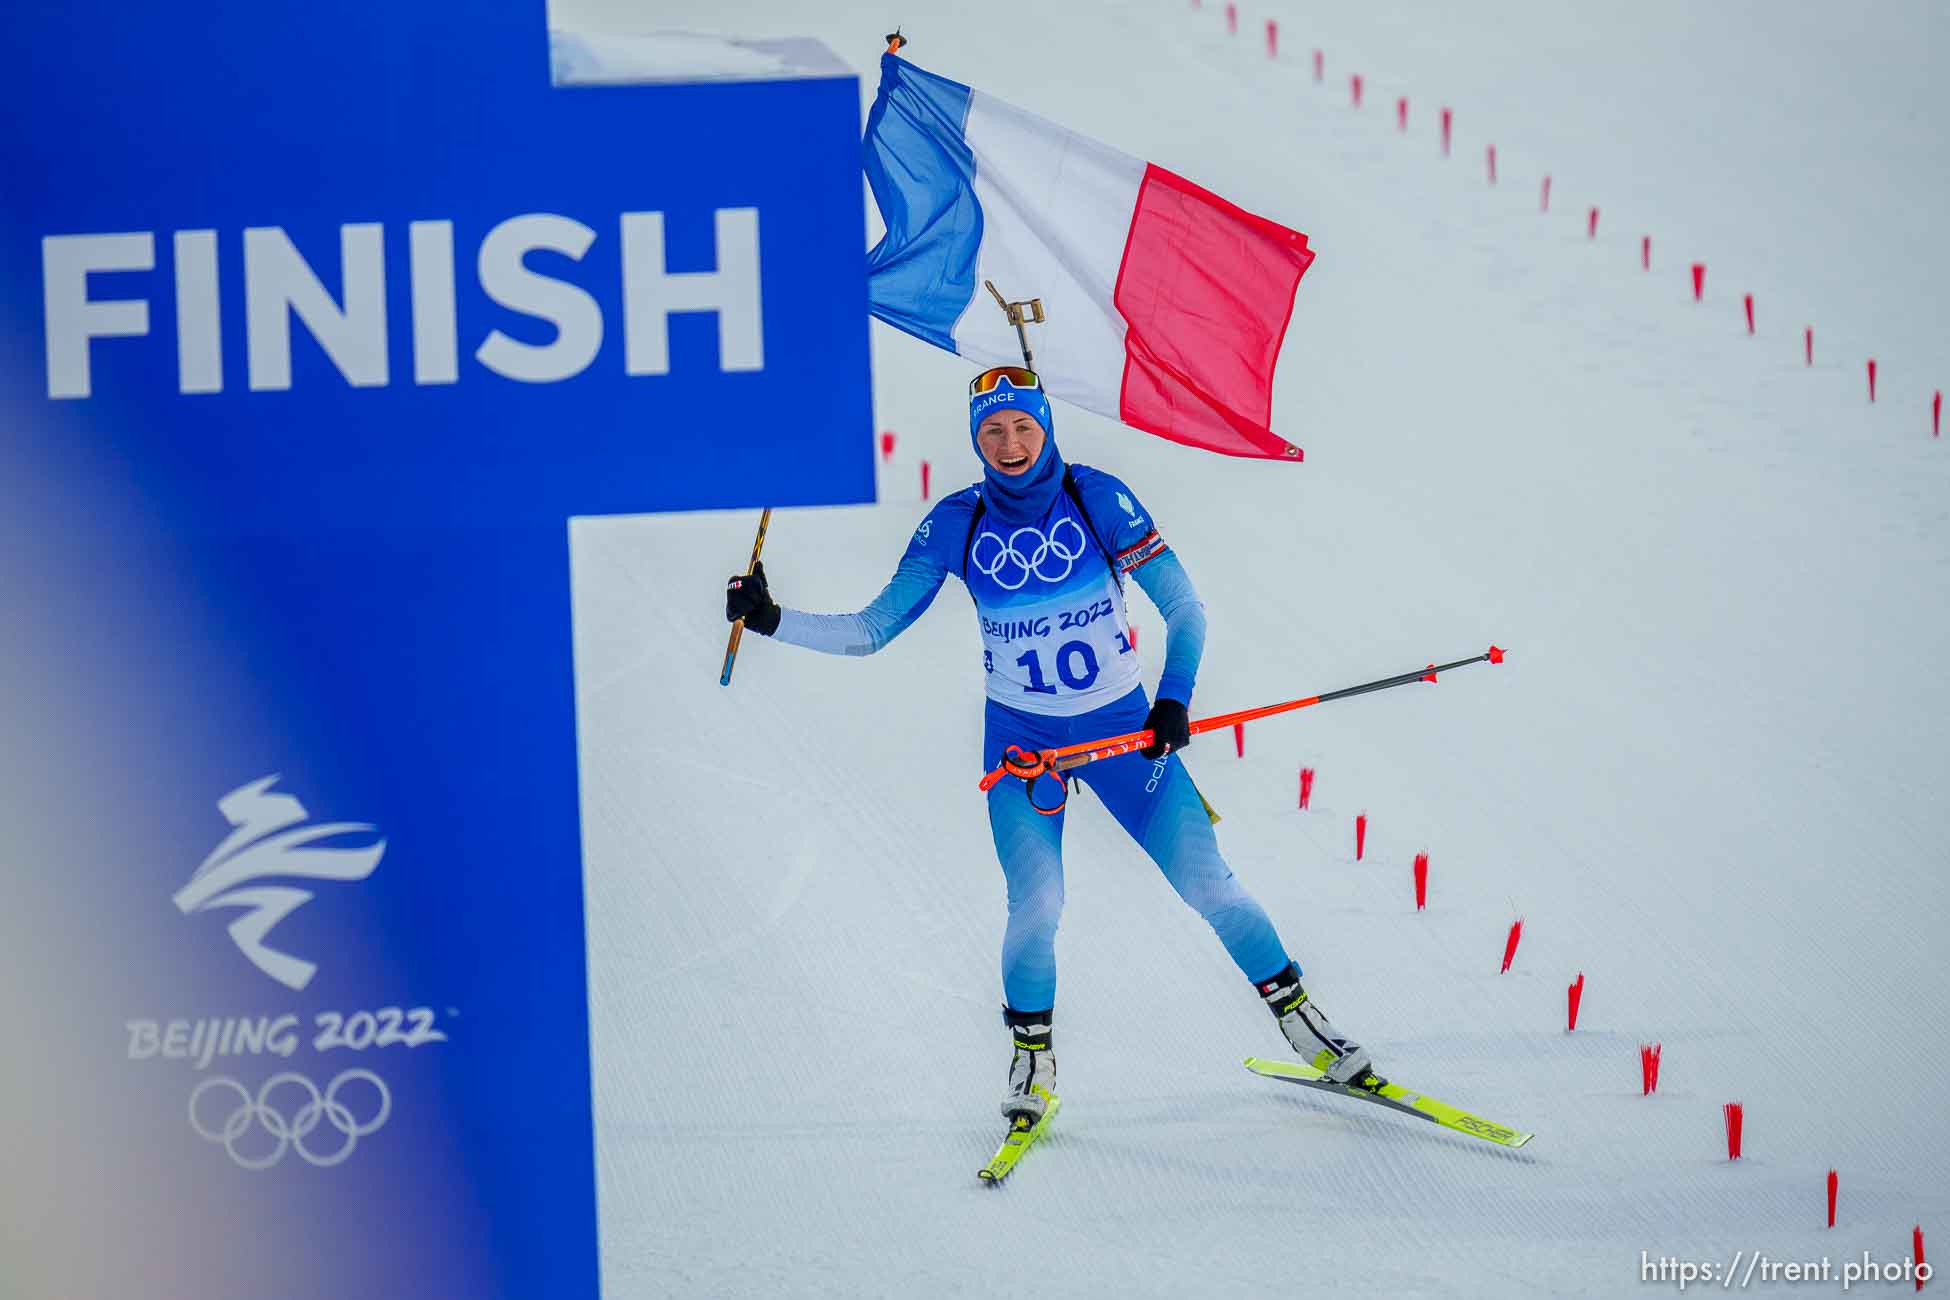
[
  {"xmin": 977, "ymin": 1088, "xmax": 1060, "ymax": 1183},
  {"xmin": 1244, "ymin": 1056, "xmax": 1534, "ymax": 1149}
]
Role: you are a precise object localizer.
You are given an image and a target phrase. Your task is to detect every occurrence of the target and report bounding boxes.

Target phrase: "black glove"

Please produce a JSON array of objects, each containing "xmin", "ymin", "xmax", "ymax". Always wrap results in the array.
[
  {"xmin": 1141, "ymin": 698, "xmax": 1191, "ymax": 759},
  {"xmin": 725, "ymin": 560, "xmax": 781, "ymax": 636}
]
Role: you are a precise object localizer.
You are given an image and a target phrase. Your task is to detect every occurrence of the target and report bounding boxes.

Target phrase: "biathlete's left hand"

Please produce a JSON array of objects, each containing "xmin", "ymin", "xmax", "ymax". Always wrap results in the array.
[{"xmin": 1141, "ymin": 698, "xmax": 1191, "ymax": 759}]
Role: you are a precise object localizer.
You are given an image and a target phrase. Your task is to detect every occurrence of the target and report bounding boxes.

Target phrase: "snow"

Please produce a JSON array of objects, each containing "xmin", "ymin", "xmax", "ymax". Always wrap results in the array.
[
  {"xmin": 555, "ymin": 0, "xmax": 1950, "ymax": 1293},
  {"xmin": 548, "ymin": 30, "xmax": 849, "ymax": 85}
]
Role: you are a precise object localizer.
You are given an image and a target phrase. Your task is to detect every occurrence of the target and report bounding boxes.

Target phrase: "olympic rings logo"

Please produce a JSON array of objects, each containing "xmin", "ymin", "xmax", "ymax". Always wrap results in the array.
[
  {"xmin": 189, "ymin": 1069, "xmax": 391, "ymax": 1170},
  {"xmin": 969, "ymin": 519, "xmax": 1088, "ymax": 591}
]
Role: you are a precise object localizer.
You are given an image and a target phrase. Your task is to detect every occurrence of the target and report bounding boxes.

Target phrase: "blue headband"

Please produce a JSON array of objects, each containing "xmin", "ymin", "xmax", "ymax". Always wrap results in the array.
[{"xmin": 968, "ymin": 375, "xmax": 1053, "ymax": 440}]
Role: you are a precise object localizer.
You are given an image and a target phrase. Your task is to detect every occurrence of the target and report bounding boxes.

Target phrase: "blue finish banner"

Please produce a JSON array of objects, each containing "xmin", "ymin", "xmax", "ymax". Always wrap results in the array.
[{"xmin": 0, "ymin": 5, "xmax": 870, "ymax": 1298}]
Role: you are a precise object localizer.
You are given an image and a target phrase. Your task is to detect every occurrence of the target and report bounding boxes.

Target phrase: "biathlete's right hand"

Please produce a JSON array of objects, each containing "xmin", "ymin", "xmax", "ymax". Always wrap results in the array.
[
  {"xmin": 725, "ymin": 561, "xmax": 782, "ymax": 636},
  {"xmin": 1141, "ymin": 698, "xmax": 1191, "ymax": 759}
]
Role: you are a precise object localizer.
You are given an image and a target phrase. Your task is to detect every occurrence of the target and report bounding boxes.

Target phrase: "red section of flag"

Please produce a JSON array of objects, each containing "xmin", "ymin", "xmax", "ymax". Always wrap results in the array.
[
  {"xmin": 1642, "ymin": 235, "xmax": 1651, "ymax": 270},
  {"xmin": 1225, "ymin": 3, "xmax": 1236, "ymax": 34},
  {"xmin": 1588, "ymin": 206, "xmax": 1600, "ymax": 239},
  {"xmin": 1298, "ymin": 766, "xmax": 1314, "ymax": 810},
  {"xmin": 1114, "ymin": 163, "xmax": 1313, "ymax": 460},
  {"xmin": 1934, "ymin": 390, "xmax": 1941, "ymax": 437},
  {"xmin": 1567, "ymin": 972, "xmax": 1585, "ymax": 1031},
  {"xmin": 1806, "ymin": 326, "xmax": 1814, "ymax": 366},
  {"xmin": 1265, "ymin": 19, "xmax": 1278, "ymax": 57},
  {"xmin": 880, "ymin": 430, "xmax": 896, "ymax": 461},
  {"xmin": 1397, "ymin": 97, "xmax": 1408, "ymax": 131},
  {"xmin": 1744, "ymin": 293, "xmax": 1755, "ymax": 334},
  {"xmin": 1541, "ymin": 175, "xmax": 1551, "ymax": 212},
  {"xmin": 1355, "ymin": 812, "xmax": 1367, "ymax": 860},
  {"xmin": 1869, "ymin": 358, "xmax": 1879, "ymax": 402},
  {"xmin": 1486, "ymin": 144, "xmax": 1497, "ymax": 184},
  {"xmin": 1827, "ymin": 1169, "xmax": 1838, "ymax": 1228},
  {"xmin": 1440, "ymin": 106, "xmax": 1453, "ymax": 156},
  {"xmin": 1350, "ymin": 74, "xmax": 1364, "ymax": 107},
  {"xmin": 1692, "ymin": 263, "xmax": 1706, "ymax": 301},
  {"xmin": 1500, "ymin": 917, "xmax": 1523, "ymax": 973},
  {"xmin": 1413, "ymin": 852, "xmax": 1428, "ymax": 910},
  {"xmin": 1312, "ymin": 49, "xmax": 1323, "ymax": 83},
  {"xmin": 1724, "ymin": 1101, "xmax": 1744, "ymax": 1160},
  {"xmin": 1914, "ymin": 1225, "xmax": 1925, "ymax": 1291},
  {"xmin": 920, "ymin": 460, "xmax": 931, "ymax": 500}
]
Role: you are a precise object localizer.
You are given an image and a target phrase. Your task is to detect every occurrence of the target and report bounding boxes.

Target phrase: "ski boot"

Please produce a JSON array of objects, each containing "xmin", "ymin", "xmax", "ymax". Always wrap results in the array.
[
  {"xmin": 1256, "ymin": 962, "xmax": 1384, "ymax": 1089},
  {"xmin": 1000, "ymin": 1007, "xmax": 1056, "ymax": 1122}
]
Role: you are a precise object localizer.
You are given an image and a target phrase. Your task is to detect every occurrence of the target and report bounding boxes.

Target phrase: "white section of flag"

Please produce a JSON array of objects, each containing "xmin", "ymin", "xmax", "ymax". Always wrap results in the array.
[{"xmin": 951, "ymin": 89, "xmax": 1148, "ymax": 417}]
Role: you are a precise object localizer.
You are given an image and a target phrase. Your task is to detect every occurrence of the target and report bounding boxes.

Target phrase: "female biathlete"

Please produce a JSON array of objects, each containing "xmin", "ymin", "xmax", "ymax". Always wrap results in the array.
[{"xmin": 724, "ymin": 367, "xmax": 1381, "ymax": 1122}]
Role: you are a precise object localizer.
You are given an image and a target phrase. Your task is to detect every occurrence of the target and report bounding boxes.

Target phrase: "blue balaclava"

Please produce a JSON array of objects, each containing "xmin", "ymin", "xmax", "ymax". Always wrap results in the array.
[{"xmin": 969, "ymin": 373, "xmax": 1064, "ymax": 523}]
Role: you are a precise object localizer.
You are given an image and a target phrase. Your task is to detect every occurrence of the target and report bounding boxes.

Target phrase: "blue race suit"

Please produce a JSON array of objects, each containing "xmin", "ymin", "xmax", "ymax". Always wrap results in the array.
[{"xmin": 771, "ymin": 465, "xmax": 1294, "ymax": 1013}]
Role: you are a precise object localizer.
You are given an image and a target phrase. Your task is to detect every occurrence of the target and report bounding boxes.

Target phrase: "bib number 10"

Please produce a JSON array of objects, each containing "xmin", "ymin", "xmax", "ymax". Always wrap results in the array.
[{"xmin": 1017, "ymin": 641, "xmax": 1100, "ymax": 694}]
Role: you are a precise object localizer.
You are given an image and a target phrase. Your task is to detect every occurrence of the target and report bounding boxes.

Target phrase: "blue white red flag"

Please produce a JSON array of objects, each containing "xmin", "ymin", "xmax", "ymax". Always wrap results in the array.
[{"xmin": 863, "ymin": 52, "xmax": 1313, "ymax": 461}]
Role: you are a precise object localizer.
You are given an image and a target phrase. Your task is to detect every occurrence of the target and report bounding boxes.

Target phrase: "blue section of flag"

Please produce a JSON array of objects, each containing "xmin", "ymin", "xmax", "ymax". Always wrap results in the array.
[{"xmin": 863, "ymin": 53, "xmax": 981, "ymax": 352}]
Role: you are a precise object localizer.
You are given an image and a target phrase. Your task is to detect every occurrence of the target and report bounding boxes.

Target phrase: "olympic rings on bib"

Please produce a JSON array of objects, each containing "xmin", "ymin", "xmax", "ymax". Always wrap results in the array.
[{"xmin": 969, "ymin": 518, "xmax": 1088, "ymax": 591}]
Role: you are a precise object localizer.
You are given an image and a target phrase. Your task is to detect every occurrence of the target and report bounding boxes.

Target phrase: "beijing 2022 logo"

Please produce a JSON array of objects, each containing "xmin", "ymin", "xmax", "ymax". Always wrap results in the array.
[
  {"xmin": 128, "ymin": 775, "xmax": 455, "ymax": 1171},
  {"xmin": 174, "ymin": 774, "xmax": 385, "ymax": 991}
]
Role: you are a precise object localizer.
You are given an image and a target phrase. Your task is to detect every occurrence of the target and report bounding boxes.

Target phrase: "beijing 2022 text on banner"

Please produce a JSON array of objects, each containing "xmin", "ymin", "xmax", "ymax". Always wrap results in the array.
[{"xmin": 0, "ymin": 6, "xmax": 871, "ymax": 1297}]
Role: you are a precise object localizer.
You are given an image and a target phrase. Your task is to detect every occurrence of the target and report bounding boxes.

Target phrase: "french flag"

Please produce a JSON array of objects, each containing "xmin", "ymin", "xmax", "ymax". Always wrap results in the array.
[{"xmin": 863, "ymin": 52, "xmax": 1313, "ymax": 461}]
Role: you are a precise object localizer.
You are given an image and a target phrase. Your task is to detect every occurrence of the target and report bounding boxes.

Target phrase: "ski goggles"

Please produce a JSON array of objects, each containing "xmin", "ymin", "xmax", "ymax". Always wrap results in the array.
[{"xmin": 968, "ymin": 365, "xmax": 1042, "ymax": 396}]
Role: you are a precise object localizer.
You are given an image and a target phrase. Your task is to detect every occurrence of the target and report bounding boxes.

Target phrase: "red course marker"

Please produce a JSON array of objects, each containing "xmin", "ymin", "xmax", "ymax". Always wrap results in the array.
[
  {"xmin": 1744, "ymin": 294, "xmax": 1755, "ymax": 335},
  {"xmin": 1540, "ymin": 175, "xmax": 1551, "ymax": 212},
  {"xmin": 1640, "ymin": 1042, "xmax": 1662, "ymax": 1094},
  {"xmin": 1642, "ymin": 235, "xmax": 1651, "ymax": 270},
  {"xmin": 1587, "ymin": 206, "xmax": 1600, "ymax": 239},
  {"xmin": 1691, "ymin": 263, "xmax": 1706, "ymax": 301},
  {"xmin": 1312, "ymin": 49, "xmax": 1323, "ymax": 83},
  {"xmin": 880, "ymin": 430, "xmax": 896, "ymax": 461},
  {"xmin": 1914, "ymin": 1225, "xmax": 1925, "ymax": 1292},
  {"xmin": 920, "ymin": 460, "xmax": 931, "ymax": 500},
  {"xmin": 1934, "ymin": 390, "xmax": 1942, "ymax": 437},
  {"xmin": 1806, "ymin": 326, "xmax": 1814, "ymax": 366},
  {"xmin": 1440, "ymin": 106, "xmax": 1452, "ymax": 156},
  {"xmin": 1298, "ymin": 766, "xmax": 1314, "ymax": 810},
  {"xmin": 1350, "ymin": 74, "xmax": 1363, "ymax": 108},
  {"xmin": 1397, "ymin": 96, "xmax": 1409, "ymax": 131},
  {"xmin": 1224, "ymin": 3, "xmax": 1236, "ymax": 35},
  {"xmin": 1499, "ymin": 918, "xmax": 1523, "ymax": 973},
  {"xmin": 1724, "ymin": 1101, "xmax": 1744, "ymax": 1160},
  {"xmin": 1355, "ymin": 812, "xmax": 1367, "ymax": 861},
  {"xmin": 1486, "ymin": 144, "xmax": 1497, "ymax": 184},
  {"xmin": 1265, "ymin": 18, "xmax": 1278, "ymax": 57},
  {"xmin": 1413, "ymin": 852, "xmax": 1428, "ymax": 911},
  {"xmin": 1869, "ymin": 358, "xmax": 1879, "ymax": 402},
  {"xmin": 1567, "ymin": 972, "xmax": 1585, "ymax": 1031},
  {"xmin": 1827, "ymin": 1169, "xmax": 1838, "ymax": 1228},
  {"xmin": 1233, "ymin": 721, "xmax": 1245, "ymax": 757}
]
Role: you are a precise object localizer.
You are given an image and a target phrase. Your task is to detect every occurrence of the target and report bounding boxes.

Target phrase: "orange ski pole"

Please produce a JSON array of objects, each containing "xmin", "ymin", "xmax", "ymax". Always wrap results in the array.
[{"xmin": 979, "ymin": 646, "xmax": 1506, "ymax": 798}]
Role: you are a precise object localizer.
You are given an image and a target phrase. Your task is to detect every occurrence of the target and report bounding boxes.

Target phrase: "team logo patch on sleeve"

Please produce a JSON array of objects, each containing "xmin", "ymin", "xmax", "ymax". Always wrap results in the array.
[{"xmin": 1115, "ymin": 530, "xmax": 1167, "ymax": 574}]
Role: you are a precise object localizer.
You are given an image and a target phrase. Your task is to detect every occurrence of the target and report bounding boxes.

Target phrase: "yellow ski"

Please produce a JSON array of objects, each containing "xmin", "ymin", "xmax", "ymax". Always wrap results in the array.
[
  {"xmin": 1245, "ymin": 1056, "xmax": 1533, "ymax": 1149},
  {"xmin": 977, "ymin": 1088, "xmax": 1060, "ymax": 1183}
]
